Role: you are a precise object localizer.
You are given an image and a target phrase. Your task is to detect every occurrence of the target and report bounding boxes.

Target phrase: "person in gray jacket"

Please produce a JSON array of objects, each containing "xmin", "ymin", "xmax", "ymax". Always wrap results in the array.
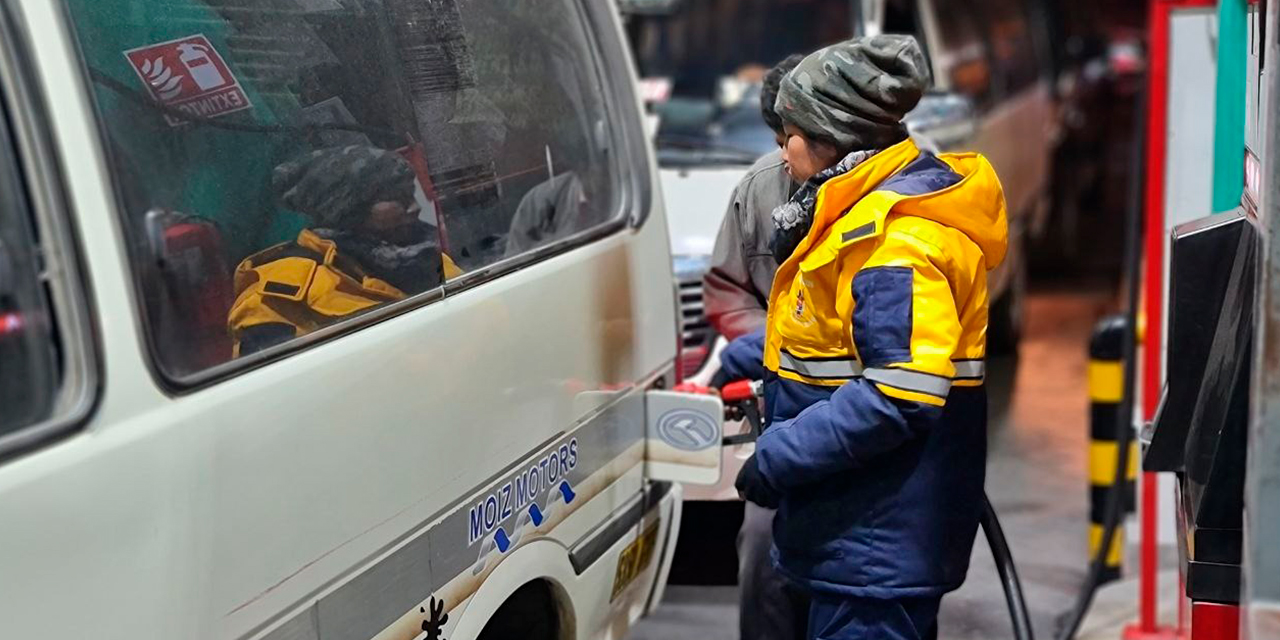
[
  {"xmin": 704, "ymin": 54, "xmax": 807, "ymax": 640},
  {"xmin": 703, "ymin": 54, "xmax": 804, "ymax": 342}
]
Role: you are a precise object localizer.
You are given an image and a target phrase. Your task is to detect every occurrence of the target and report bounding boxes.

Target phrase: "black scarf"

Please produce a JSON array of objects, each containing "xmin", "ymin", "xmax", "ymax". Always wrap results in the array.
[
  {"xmin": 770, "ymin": 149, "xmax": 880, "ymax": 263},
  {"xmin": 312, "ymin": 222, "xmax": 445, "ymax": 293}
]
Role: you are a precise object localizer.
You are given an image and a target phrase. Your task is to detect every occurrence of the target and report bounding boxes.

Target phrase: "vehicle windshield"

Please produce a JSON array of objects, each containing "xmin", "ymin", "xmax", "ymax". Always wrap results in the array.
[{"xmin": 625, "ymin": 0, "xmax": 858, "ymax": 167}]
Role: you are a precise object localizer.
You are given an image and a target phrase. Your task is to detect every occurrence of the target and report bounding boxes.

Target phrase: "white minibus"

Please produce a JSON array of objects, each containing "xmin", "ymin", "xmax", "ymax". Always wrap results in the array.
[{"xmin": 0, "ymin": 0, "xmax": 721, "ymax": 638}]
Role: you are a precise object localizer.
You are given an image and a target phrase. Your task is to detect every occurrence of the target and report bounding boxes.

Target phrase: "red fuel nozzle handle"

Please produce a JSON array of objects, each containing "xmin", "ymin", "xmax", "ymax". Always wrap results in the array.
[
  {"xmin": 720, "ymin": 379, "xmax": 764, "ymax": 446},
  {"xmin": 673, "ymin": 382, "xmax": 713, "ymax": 395},
  {"xmin": 721, "ymin": 379, "xmax": 760, "ymax": 403}
]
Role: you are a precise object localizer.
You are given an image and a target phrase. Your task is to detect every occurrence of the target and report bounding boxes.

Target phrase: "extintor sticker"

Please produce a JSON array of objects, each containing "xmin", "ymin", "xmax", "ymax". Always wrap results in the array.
[{"xmin": 124, "ymin": 34, "xmax": 252, "ymax": 127}]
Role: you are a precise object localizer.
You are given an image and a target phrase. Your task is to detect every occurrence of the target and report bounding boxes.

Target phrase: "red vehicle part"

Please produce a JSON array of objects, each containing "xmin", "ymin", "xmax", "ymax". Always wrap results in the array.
[
  {"xmin": 1190, "ymin": 602, "xmax": 1240, "ymax": 640},
  {"xmin": 1134, "ymin": 3, "xmax": 1221, "ymax": 639},
  {"xmin": 146, "ymin": 210, "xmax": 234, "ymax": 371},
  {"xmin": 0, "ymin": 312, "xmax": 23, "ymax": 337},
  {"xmin": 720, "ymin": 379, "xmax": 757, "ymax": 403}
]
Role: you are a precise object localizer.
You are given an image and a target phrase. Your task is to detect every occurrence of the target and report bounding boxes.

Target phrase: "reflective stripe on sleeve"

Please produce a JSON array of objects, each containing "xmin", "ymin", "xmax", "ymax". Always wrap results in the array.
[
  {"xmin": 779, "ymin": 350, "xmax": 865, "ymax": 379},
  {"xmin": 952, "ymin": 360, "xmax": 986, "ymax": 380},
  {"xmin": 864, "ymin": 367, "xmax": 952, "ymax": 399}
]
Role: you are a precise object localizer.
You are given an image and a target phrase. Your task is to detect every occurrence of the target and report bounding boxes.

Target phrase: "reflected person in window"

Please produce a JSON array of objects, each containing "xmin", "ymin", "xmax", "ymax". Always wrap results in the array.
[
  {"xmin": 504, "ymin": 172, "xmax": 589, "ymax": 257},
  {"xmin": 703, "ymin": 54, "xmax": 804, "ymax": 342},
  {"xmin": 228, "ymin": 145, "xmax": 460, "ymax": 356}
]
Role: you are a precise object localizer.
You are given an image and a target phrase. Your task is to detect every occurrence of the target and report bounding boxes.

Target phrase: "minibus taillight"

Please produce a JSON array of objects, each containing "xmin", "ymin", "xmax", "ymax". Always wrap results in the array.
[{"xmin": 0, "ymin": 311, "xmax": 24, "ymax": 337}]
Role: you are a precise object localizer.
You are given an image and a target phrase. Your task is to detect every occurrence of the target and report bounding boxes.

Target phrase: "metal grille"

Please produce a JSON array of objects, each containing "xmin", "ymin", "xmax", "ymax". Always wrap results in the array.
[{"xmin": 678, "ymin": 273, "xmax": 715, "ymax": 377}]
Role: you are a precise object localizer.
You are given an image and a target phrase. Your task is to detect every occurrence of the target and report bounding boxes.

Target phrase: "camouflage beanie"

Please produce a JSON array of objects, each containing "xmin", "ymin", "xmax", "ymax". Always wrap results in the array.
[
  {"xmin": 761, "ymin": 53, "xmax": 807, "ymax": 134},
  {"xmin": 274, "ymin": 145, "xmax": 416, "ymax": 230},
  {"xmin": 775, "ymin": 35, "xmax": 930, "ymax": 152}
]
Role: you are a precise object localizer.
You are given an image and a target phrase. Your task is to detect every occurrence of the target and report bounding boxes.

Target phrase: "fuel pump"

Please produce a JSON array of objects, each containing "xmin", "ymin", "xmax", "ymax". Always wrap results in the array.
[{"xmin": 1144, "ymin": 211, "xmax": 1256, "ymax": 614}]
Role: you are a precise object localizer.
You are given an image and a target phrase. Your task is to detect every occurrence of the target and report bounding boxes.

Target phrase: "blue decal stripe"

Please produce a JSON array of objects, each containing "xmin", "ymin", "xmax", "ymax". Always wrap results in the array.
[{"xmin": 249, "ymin": 390, "xmax": 643, "ymax": 640}]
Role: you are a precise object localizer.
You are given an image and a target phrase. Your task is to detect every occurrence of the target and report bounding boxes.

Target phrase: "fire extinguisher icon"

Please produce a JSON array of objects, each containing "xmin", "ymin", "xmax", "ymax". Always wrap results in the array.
[{"xmin": 177, "ymin": 43, "xmax": 227, "ymax": 91}]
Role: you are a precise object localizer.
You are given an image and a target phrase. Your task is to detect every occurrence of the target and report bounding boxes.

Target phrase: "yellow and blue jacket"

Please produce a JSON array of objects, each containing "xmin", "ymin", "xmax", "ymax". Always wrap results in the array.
[
  {"xmin": 726, "ymin": 138, "xmax": 1007, "ymax": 597},
  {"xmin": 227, "ymin": 229, "xmax": 461, "ymax": 357}
]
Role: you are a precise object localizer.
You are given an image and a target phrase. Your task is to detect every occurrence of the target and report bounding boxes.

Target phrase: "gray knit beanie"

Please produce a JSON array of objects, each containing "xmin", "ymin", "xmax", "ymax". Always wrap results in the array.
[
  {"xmin": 761, "ymin": 54, "xmax": 807, "ymax": 134},
  {"xmin": 775, "ymin": 34, "xmax": 930, "ymax": 152},
  {"xmin": 274, "ymin": 145, "xmax": 416, "ymax": 230}
]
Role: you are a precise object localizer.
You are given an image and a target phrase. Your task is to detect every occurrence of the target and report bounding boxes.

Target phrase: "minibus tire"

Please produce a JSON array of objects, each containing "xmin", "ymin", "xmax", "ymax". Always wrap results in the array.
[{"xmin": 476, "ymin": 580, "xmax": 561, "ymax": 640}]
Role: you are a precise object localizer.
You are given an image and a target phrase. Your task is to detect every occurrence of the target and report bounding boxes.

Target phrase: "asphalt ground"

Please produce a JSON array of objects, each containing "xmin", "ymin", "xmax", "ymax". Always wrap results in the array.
[{"xmin": 632, "ymin": 285, "xmax": 1118, "ymax": 640}]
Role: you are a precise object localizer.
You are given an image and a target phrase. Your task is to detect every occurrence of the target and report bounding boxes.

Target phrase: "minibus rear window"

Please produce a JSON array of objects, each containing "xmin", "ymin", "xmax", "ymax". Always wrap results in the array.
[{"xmin": 62, "ymin": 0, "xmax": 620, "ymax": 381}]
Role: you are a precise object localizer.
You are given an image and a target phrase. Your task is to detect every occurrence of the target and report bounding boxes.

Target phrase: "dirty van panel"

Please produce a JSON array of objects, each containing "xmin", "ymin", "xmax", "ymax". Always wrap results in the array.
[{"xmin": 62, "ymin": 0, "xmax": 620, "ymax": 380}]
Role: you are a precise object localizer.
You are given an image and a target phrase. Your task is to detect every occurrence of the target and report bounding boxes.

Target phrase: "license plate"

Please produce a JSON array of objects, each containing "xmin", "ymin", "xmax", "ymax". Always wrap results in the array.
[{"xmin": 610, "ymin": 520, "xmax": 660, "ymax": 601}]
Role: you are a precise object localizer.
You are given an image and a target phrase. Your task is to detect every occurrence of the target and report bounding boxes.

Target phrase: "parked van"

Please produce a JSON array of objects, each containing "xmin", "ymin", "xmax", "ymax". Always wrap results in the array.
[{"xmin": 0, "ymin": 1, "xmax": 723, "ymax": 638}]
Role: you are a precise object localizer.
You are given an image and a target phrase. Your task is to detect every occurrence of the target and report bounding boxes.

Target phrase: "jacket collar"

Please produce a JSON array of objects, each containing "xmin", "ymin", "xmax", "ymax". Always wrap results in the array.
[{"xmin": 777, "ymin": 138, "xmax": 921, "ymax": 273}]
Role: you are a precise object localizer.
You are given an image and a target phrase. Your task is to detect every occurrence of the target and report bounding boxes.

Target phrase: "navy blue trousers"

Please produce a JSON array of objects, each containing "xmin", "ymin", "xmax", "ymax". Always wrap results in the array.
[{"xmin": 807, "ymin": 593, "xmax": 941, "ymax": 640}]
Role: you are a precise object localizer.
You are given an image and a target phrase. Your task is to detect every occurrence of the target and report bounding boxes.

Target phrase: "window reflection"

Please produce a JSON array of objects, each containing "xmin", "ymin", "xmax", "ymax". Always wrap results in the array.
[{"xmin": 64, "ymin": 0, "xmax": 619, "ymax": 377}]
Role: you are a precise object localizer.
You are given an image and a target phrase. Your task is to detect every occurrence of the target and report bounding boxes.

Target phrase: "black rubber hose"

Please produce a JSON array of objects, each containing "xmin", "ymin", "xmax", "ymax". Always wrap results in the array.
[
  {"xmin": 982, "ymin": 493, "xmax": 1036, "ymax": 640},
  {"xmin": 1054, "ymin": 70, "xmax": 1149, "ymax": 640}
]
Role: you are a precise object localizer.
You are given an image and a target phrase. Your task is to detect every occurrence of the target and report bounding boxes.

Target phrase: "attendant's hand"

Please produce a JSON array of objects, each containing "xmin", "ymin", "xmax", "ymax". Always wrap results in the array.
[{"xmin": 735, "ymin": 453, "xmax": 781, "ymax": 508}]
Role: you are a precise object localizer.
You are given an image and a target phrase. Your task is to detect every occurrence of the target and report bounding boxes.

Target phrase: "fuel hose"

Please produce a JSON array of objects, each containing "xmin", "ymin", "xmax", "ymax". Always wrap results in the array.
[{"xmin": 983, "ymin": 493, "xmax": 1036, "ymax": 640}]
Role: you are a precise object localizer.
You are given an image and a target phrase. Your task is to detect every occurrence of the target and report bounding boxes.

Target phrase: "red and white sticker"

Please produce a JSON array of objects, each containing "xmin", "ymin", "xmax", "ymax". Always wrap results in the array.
[
  {"xmin": 638, "ymin": 77, "xmax": 673, "ymax": 104},
  {"xmin": 124, "ymin": 34, "xmax": 252, "ymax": 127}
]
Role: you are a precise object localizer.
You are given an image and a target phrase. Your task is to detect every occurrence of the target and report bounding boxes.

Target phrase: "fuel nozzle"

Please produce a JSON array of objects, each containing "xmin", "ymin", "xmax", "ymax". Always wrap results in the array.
[
  {"xmin": 672, "ymin": 378, "xmax": 764, "ymax": 446},
  {"xmin": 721, "ymin": 379, "xmax": 763, "ymax": 403},
  {"xmin": 720, "ymin": 379, "xmax": 764, "ymax": 446}
]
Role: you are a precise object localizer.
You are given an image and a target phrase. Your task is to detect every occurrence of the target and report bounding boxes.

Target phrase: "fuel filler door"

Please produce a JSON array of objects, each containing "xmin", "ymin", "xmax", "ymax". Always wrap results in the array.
[{"xmin": 644, "ymin": 390, "xmax": 724, "ymax": 485}]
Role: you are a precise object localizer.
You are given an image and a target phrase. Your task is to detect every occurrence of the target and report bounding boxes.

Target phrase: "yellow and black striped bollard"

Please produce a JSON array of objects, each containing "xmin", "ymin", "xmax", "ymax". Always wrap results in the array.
[{"xmin": 1087, "ymin": 315, "xmax": 1138, "ymax": 584}]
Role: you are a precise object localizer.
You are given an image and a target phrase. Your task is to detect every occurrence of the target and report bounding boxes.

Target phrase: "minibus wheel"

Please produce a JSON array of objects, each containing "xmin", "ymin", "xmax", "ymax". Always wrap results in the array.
[{"xmin": 477, "ymin": 580, "xmax": 562, "ymax": 640}]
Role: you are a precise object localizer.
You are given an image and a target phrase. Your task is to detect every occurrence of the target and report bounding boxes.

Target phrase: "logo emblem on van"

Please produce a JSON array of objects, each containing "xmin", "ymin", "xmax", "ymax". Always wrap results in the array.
[
  {"xmin": 124, "ymin": 34, "xmax": 252, "ymax": 127},
  {"xmin": 656, "ymin": 409, "xmax": 719, "ymax": 451}
]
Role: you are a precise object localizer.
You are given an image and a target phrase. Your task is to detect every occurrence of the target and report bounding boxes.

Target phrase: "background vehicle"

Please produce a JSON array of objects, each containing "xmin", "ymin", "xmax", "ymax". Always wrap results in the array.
[
  {"xmin": 621, "ymin": 0, "xmax": 1059, "ymax": 579},
  {"xmin": 0, "ymin": 0, "xmax": 722, "ymax": 638},
  {"xmin": 1031, "ymin": 1, "xmax": 1144, "ymax": 276},
  {"xmin": 627, "ymin": 0, "xmax": 1056, "ymax": 376}
]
